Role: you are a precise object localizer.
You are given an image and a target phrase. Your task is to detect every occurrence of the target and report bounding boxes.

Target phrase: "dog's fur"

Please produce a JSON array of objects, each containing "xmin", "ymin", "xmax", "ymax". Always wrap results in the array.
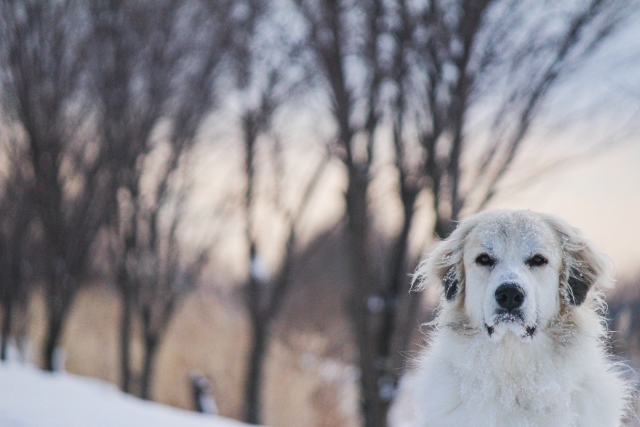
[{"xmin": 410, "ymin": 210, "xmax": 631, "ymax": 427}]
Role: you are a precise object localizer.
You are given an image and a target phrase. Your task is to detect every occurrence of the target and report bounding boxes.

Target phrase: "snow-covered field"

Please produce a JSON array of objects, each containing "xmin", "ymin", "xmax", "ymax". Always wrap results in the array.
[
  {"xmin": 0, "ymin": 362, "xmax": 252, "ymax": 427},
  {"xmin": 1, "ymin": 360, "xmax": 637, "ymax": 427}
]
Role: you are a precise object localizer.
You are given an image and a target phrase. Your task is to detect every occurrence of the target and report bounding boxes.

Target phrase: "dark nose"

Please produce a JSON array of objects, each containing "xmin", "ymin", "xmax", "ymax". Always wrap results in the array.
[{"xmin": 495, "ymin": 284, "xmax": 525, "ymax": 312}]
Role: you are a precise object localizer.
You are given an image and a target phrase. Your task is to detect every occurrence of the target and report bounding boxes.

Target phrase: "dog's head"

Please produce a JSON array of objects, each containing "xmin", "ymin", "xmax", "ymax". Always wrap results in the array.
[{"xmin": 414, "ymin": 210, "xmax": 613, "ymax": 341}]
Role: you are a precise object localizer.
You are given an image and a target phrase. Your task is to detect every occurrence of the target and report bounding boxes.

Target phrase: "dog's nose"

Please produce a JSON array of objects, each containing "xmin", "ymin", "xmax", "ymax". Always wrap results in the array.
[{"xmin": 495, "ymin": 284, "xmax": 525, "ymax": 312}]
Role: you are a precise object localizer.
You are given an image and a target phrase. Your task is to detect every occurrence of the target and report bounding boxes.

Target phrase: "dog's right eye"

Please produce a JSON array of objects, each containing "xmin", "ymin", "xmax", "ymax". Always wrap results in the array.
[
  {"xmin": 526, "ymin": 254, "xmax": 548, "ymax": 267},
  {"xmin": 475, "ymin": 253, "xmax": 495, "ymax": 267}
]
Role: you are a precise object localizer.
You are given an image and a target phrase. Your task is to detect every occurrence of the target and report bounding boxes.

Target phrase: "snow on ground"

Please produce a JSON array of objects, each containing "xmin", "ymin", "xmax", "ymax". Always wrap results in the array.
[{"xmin": 0, "ymin": 362, "xmax": 253, "ymax": 427}]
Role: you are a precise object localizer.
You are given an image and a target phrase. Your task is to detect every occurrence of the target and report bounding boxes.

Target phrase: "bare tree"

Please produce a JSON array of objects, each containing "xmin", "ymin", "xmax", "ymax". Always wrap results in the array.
[
  {"xmin": 242, "ymin": 61, "xmax": 329, "ymax": 424},
  {"xmin": 294, "ymin": 0, "xmax": 632, "ymax": 426},
  {"xmin": 90, "ymin": 0, "xmax": 235, "ymax": 395},
  {"xmin": 400, "ymin": 0, "xmax": 631, "ymax": 236},
  {"xmin": 90, "ymin": 0, "xmax": 166, "ymax": 392},
  {"xmin": 235, "ymin": 5, "xmax": 330, "ymax": 422},
  {"xmin": 241, "ymin": 107, "xmax": 329, "ymax": 423},
  {"xmin": 606, "ymin": 273, "xmax": 640, "ymax": 367},
  {"xmin": 134, "ymin": 183, "xmax": 209, "ymax": 400},
  {"xmin": 292, "ymin": 1, "xmax": 395, "ymax": 425},
  {"xmin": 0, "ymin": 138, "xmax": 34, "ymax": 361},
  {"xmin": 134, "ymin": 37, "xmax": 226, "ymax": 396},
  {"xmin": 0, "ymin": 0, "xmax": 110, "ymax": 371}
]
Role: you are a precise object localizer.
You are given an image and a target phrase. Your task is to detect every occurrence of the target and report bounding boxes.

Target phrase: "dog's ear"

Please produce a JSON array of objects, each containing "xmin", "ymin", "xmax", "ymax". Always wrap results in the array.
[
  {"xmin": 413, "ymin": 219, "xmax": 476, "ymax": 301},
  {"xmin": 442, "ymin": 266, "xmax": 459, "ymax": 301},
  {"xmin": 543, "ymin": 215, "xmax": 614, "ymax": 306}
]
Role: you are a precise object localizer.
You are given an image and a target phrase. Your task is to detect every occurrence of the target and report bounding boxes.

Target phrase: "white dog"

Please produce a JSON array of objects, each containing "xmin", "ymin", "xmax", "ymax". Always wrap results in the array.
[{"xmin": 409, "ymin": 210, "xmax": 631, "ymax": 427}]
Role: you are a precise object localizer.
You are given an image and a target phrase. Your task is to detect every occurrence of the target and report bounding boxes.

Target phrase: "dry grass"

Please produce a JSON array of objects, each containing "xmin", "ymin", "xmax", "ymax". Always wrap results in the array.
[{"xmin": 19, "ymin": 284, "xmax": 360, "ymax": 427}]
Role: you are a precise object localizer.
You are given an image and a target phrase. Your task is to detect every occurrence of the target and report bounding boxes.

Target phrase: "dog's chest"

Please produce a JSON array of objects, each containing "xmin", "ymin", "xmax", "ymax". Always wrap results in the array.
[
  {"xmin": 456, "ymin": 338, "xmax": 577, "ymax": 420},
  {"xmin": 415, "ymin": 332, "xmax": 590, "ymax": 426}
]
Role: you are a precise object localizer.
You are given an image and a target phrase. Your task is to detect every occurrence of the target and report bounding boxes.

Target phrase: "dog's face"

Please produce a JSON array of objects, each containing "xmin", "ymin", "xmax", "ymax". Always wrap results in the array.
[
  {"xmin": 463, "ymin": 214, "xmax": 563, "ymax": 340},
  {"xmin": 416, "ymin": 210, "xmax": 613, "ymax": 341}
]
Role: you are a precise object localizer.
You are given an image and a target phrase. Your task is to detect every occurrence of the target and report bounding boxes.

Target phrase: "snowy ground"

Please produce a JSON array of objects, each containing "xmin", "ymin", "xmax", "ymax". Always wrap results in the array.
[
  {"xmin": 1, "ymin": 360, "xmax": 637, "ymax": 427},
  {"xmin": 0, "ymin": 362, "xmax": 253, "ymax": 427}
]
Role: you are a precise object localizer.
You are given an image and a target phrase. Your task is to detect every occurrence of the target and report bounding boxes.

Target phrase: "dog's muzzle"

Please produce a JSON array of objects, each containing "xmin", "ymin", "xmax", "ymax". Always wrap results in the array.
[
  {"xmin": 486, "ymin": 283, "xmax": 537, "ymax": 338},
  {"xmin": 493, "ymin": 283, "xmax": 526, "ymax": 324},
  {"xmin": 495, "ymin": 283, "xmax": 525, "ymax": 313}
]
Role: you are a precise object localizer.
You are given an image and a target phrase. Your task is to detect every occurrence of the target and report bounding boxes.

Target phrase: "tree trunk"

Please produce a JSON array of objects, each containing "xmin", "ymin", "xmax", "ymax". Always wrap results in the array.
[
  {"xmin": 378, "ymin": 186, "xmax": 418, "ymax": 361},
  {"xmin": 355, "ymin": 334, "xmax": 385, "ymax": 427},
  {"xmin": 119, "ymin": 290, "xmax": 132, "ymax": 392},
  {"xmin": 140, "ymin": 335, "xmax": 158, "ymax": 400},
  {"xmin": 140, "ymin": 334, "xmax": 159, "ymax": 400},
  {"xmin": 1, "ymin": 301, "xmax": 12, "ymax": 361},
  {"xmin": 343, "ymin": 166, "xmax": 390, "ymax": 427},
  {"xmin": 43, "ymin": 310, "xmax": 64, "ymax": 371},
  {"xmin": 243, "ymin": 318, "xmax": 267, "ymax": 424}
]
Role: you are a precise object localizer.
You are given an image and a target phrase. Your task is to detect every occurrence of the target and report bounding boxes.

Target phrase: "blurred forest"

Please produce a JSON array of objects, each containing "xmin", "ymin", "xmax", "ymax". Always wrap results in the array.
[{"xmin": 1, "ymin": 0, "xmax": 640, "ymax": 426}]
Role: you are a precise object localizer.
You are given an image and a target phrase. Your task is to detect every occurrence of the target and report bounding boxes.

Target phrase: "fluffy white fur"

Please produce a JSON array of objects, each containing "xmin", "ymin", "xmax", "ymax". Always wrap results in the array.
[{"xmin": 409, "ymin": 210, "xmax": 631, "ymax": 427}]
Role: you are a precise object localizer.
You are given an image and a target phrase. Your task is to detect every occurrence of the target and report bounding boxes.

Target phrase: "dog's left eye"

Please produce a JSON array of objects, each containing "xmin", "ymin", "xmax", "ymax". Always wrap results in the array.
[
  {"xmin": 475, "ymin": 253, "xmax": 495, "ymax": 267},
  {"xmin": 526, "ymin": 254, "xmax": 548, "ymax": 267}
]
